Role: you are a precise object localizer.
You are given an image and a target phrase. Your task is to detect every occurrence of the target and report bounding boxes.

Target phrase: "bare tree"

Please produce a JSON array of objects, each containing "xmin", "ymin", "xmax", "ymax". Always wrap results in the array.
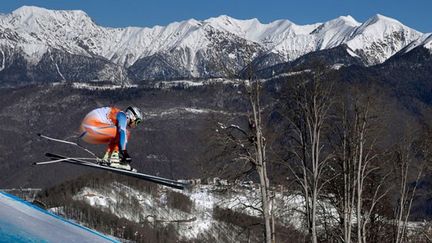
[
  {"xmin": 352, "ymin": 98, "xmax": 392, "ymax": 243},
  {"xmin": 284, "ymin": 66, "xmax": 334, "ymax": 243},
  {"xmin": 217, "ymin": 76, "xmax": 275, "ymax": 243},
  {"xmin": 332, "ymin": 100, "xmax": 356, "ymax": 243},
  {"xmin": 393, "ymin": 127, "xmax": 430, "ymax": 243},
  {"xmin": 246, "ymin": 78, "xmax": 274, "ymax": 243},
  {"xmin": 331, "ymin": 89, "xmax": 392, "ymax": 243}
]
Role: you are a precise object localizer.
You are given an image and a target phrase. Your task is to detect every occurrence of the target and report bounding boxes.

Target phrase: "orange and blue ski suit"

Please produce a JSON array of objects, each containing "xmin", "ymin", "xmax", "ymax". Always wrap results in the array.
[{"xmin": 79, "ymin": 107, "xmax": 130, "ymax": 153}]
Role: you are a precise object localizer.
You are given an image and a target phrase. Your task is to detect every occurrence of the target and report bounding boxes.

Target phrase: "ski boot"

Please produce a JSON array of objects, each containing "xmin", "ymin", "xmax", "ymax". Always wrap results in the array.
[
  {"xmin": 108, "ymin": 151, "xmax": 136, "ymax": 172},
  {"xmin": 99, "ymin": 151, "xmax": 111, "ymax": 166}
]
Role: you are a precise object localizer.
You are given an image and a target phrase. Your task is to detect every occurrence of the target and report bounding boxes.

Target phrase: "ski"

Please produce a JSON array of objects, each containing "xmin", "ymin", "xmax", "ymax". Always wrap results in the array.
[
  {"xmin": 43, "ymin": 153, "xmax": 189, "ymax": 190},
  {"xmin": 37, "ymin": 133, "xmax": 98, "ymax": 158},
  {"xmin": 34, "ymin": 157, "xmax": 98, "ymax": 165}
]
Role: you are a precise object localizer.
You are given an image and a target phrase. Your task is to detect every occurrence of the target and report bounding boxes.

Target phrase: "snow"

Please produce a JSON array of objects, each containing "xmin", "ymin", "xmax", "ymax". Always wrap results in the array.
[
  {"xmin": 143, "ymin": 106, "xmax": 243, "ymax": 120},
  {"xmin": 346, "ymin": 47, "xmax": 360, "ymax": 57},
  {"xmin": 74, "ymin": 188, "xmax": 117, "ymax": 208},
  {"xmin": 0, "ymin": 6, "xmax": 424, "ymax": 70},
  {"xmin": 72, "ymin": 82, "xmax": 138, "ymax": 90},
  {"xmin": 313, "ymin": 16, "xmax": 360, "ymax": 49},
  {"xmin": 0, "ymin": 50, "xmax": 5, "ymax": 71},
  {"xmin": 206, "ymin": 15, "xmax": 282, "ymax": 42},
  {"xmin": 258, "ymin": 70, "xmax": 311, "ymax": 82},
  {"xmin": 0, "ymin": 191, "xmax": 118, "ymax": 242},
  {"xmin": 331, "ymin": 63, "xmax": 344, "ymax": 70},
  {"xmin": 346, "ymin": 14, "xmax": 421, "ymax": 64},
  {"xmin": 70, "ymin": 180, "xmax": 343, "ymax": 241},
  {"xmin": 402, "ymin": 33, "xmax": 432, "ymax": 53},
  {"xmin": 18, "ymin": 44, "xmax": 47, "ymax": 63},
  {"xmin": 155, "ymin": 80, "xmax": 204, "ymax": 88},
  {"xmin": 425, "ymin": 35, "xmax": 432, "ymax": 50},
  {"xmin": 206, "ymin": 14, "xmax": 359, "ymax": 61},
  {"xmin": 184, "ymin": 108, "xmax": 208, "ymax": 114},
  {"xmin": 154, "ymin": 78, "xmax": 244, "ymax": 89}
]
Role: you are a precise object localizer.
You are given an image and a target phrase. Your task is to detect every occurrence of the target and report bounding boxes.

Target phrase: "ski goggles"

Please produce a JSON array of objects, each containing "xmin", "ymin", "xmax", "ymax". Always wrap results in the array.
[{"xmin": 134, "ymin": 118, "xmax": 142, "ymax": 125}]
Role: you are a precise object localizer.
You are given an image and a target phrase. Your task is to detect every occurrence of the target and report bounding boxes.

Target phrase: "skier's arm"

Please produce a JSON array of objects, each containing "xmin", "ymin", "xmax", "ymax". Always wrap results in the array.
[{"xmin": 116, "ymin": 112, "xmax": 128, "ymax": 151}]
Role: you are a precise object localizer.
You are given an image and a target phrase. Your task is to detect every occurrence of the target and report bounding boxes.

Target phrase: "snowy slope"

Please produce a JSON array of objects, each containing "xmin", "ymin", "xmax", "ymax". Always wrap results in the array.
[
  {"xmin": 346, "ymin": 14, "xmax": 422, "ymax": 64},
  {"xmin": 0, "ymin": 191, "xmax": 118, "ymax": 243},
  {"xmin": 73, "ymin": 183, "xmax": 244, "ymax": 241},
  {"xmin": 203, "ymin": 14, "xmax": 420, "ymax": 65},
  {"xmin": 0, "ymin": 6, "xmax": 225, "ymax": 67},
  {"xmin": 0, "ymin": 6, "xmax": 104, "ymax": 62},
  {"xmin": 206, "ymin": 15, "xmax": 356, "ymax": 61},
  {"xmin": 70, "ymin": 181, "xmax": 338, "ymax": 241},
  {"xmin": 401, "ymin": 33, "xmax": 432, "ymax": 53}
]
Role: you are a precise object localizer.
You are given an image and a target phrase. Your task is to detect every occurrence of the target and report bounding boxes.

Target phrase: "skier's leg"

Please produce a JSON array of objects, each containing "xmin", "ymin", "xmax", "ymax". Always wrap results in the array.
[
  {"xmin": 106, "ymin": 130, "xmax": 121, "ymax": 163},
  {"xmin": 80, "ymin": 117, "xmax": 117, "ymax": 163},
  {"xmin": 80, "ymin": 117, "xmax": 116, "ymax": 144}
]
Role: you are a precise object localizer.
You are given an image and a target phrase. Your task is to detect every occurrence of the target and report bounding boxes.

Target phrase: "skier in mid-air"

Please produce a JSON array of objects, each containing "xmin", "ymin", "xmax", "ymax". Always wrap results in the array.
[
  {"xmin": 79, "ymin": 106, "xmax": 143, "ymax": 170},
  {"xmin": 37, "ymin": 106, "xmax": 187, "ymax": 189}
]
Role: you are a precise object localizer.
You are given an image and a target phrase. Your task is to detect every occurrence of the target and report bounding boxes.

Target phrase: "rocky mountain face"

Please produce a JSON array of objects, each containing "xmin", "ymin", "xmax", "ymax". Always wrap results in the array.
[{"xmin": 0, "ymin": 6, "xmax": 426, "ymax": 86}]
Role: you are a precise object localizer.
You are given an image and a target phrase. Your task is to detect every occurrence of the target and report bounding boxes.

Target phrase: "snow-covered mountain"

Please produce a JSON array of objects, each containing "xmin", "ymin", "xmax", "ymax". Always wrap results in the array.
[
  {"xmin": 206, "ymin": 15, "xmax": 358, "ymax": 61},
  {"xmin": 0, "ymin": 6, "xmax": 426, "ymax": 85},
  {"xmin": 345, "ymin": 14, "xmax": 421, "ymax": 64}
]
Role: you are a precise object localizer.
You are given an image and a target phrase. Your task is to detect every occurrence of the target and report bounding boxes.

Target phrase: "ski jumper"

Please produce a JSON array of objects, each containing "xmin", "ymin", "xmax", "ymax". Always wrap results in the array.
[{"xmin": 79, "ymin": 107, "xmax": 130, "ymax": 153}]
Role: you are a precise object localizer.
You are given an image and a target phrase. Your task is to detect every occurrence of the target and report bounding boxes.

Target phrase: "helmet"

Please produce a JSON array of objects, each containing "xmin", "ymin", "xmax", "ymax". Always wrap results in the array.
[{"xmin": 125, "ymin": 106, "xmax": 143, "ymax": 125}]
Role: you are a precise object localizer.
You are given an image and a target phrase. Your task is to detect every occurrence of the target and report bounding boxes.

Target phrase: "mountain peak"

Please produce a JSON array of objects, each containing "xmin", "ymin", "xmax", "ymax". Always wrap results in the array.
[
  {"xmin": 205, "ymin": 15, "xmax": 266, "ymax": 41},
  {"xmin": 206, "ymin": 15, "xmax": 261, "ymax": 27},
  {"xmin": 346, "ymin": 13, "xmax": 422, "ymax": 65},
  {"xmin": 181, "ymin": 18, "xmax": 200, "ymax": 26},
  {"xmin": 13, "ymin": 5, "xmax": 48, "ymax": 14},
  {"xmin": 353, "ymin": 13, "xmax": 419, "ymax": 37},
  {"xmin": 363, "ymin": 14, "xmax": 403, "ymax": 27},
  {"xmin": 336, "ymin": 15, "xmax": 360, "ymax": 26},
  {"xmin": 11, "ymin": 5, "xmax": 92, "ymax": 23},
  {"xmin": 321, "ymin": 15, "xmax": 361, "ymax": 29},
  {"xmin": 213, "ymin": 14, "xmax": 238, "ymax": 21},
  {"xmin": 11, "ymin": 5, "xmax": 50, "ymax": 18}
]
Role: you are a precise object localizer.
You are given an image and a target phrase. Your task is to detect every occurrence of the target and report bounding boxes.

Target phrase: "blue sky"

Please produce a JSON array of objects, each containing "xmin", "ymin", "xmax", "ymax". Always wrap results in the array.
[{"xmin": 0, "ymin": 0, "xmax": 430, "ymax": 32}]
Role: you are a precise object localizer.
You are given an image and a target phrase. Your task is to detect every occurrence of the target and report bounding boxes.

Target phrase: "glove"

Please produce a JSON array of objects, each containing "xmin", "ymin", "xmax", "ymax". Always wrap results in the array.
[{"xmin": 120, "ymin": 150, "xmax": 132, "ymax": 163}]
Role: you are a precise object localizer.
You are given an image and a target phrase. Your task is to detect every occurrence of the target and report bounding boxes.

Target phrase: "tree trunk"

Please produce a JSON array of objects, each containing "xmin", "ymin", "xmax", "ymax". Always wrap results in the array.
[{"xmin": 250, "ymin": 81, "xmax": 274, "ymax": 243}]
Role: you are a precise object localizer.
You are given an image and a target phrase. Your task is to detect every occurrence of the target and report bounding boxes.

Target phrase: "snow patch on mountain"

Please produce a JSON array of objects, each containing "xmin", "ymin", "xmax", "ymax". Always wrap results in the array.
[
  {"xmin": 0, "ymin": 50, "xmax": 5, "ymax": 71},
  {"xmin": 143, "ymin": 106, "xmax": 242, "ymax": 119},
  {"xmin": 71, "ymin": 82, "xmax": 138, "ymax": 90},
  {"xmin": 312, "ymin": 16, "xmax": 360, "ymax": 49},
  {"xmin": 402, "ymin": 33, "xmax": 432, "ymax": 53},
  {"xmin": 154, "ymin": 78, "xmax": 243, "ymax": 89}
]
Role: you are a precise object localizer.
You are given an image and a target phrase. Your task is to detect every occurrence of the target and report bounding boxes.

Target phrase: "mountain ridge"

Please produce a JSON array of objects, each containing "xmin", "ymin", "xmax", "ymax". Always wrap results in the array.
[{"xmin": 0, "ymin": 6, "xmax": 427, "ymax": 84}]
